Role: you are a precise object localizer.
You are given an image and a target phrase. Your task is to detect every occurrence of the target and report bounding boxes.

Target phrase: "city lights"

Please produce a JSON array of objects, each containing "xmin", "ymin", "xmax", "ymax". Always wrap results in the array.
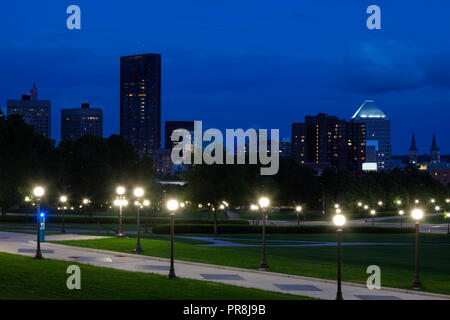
[{"xmin": 33, "ymin": 186, "xmax": 44, "ymax": 198}]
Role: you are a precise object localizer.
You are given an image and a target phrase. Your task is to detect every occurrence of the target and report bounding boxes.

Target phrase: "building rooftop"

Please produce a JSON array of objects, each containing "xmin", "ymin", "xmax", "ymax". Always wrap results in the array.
[{"xmin": 351, "ymin": 100, "xmax": 387, "ymax": 119}]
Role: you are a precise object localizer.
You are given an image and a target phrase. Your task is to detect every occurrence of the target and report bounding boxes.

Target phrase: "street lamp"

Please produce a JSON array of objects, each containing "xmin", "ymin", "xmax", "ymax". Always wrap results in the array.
[
  {"xmin": 431, "ymin": 198, "xmax": 435, "ymax": 204},
  {"xmin": 133, "ymin": 187, "xmax": 144, "ymax": 253},
  {"xmin": 59, "ymin": 195, "xmax": 68, "ymax": 233},
  {"xmin": 396, "ymin": 200, "xmax": 402, "ymax": 206},
  {"xmin": 167, "ymin": 199, "xmax": 179, "ymax": 279},
  {"xmin": 336, "ymin": 208, "xmax": 342, "ymax": 214},
  {"xmin": 378, "ymin": 201, "xmax": 383, "ymax": 206},
  {"xmin": 415, "ymin": 199, "xmax": 420, "ymax": 204},
  {"xmin": 357, "ymin": 202, "xmax": 363, "ymax": 218},
  {"xmin": 258, "ymin": 196, "xmax": 270, "ymax": 270},
  {"xmin": 333, "ymin": 213, "xmax": 346, "ymax": 301},
  {"xmin": 334, "ymin": 204, "xmax": 340, "ymax": 209},
  {"xmin": 295, "ymin": 206, "xmax": 302, "ymax": 225},
  {"xmin": 370, "ymin": 209, "xmax": 376, "ymax": 227},
  {"xmin": 250, "ymin": 204, "xmax": 259, "ymax": 225},
  {"xmin": 411, "ymin": 208, "xmax": 424, "ymax": 289},
  {"xmin": 435, "ymin": 206, "xmax": 440, "ymax": 212},
  {"xmin": 115, "ymin": 186, "xmax": 127, "ymax": 238},
  {"xmin": 399, "ymin": 210, "xmax": 404, "ymax": 231},
  {"xmin": 33, "ymin": 186, "xmax": 45, "ymax": 259}
]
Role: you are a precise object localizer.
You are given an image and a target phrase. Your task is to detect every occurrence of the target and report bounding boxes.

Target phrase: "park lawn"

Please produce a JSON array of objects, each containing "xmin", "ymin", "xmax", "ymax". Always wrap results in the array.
[
  {"xmin": 0, "ymin": 252, "xmax": 309, "ymax": 300},
  {"xmin": 378, "ymin": 214, "xmax": 449, "ymax": 224},
  {"xmin": 53, "ymin": 232, "xmax": 450, "ymax": 296}
]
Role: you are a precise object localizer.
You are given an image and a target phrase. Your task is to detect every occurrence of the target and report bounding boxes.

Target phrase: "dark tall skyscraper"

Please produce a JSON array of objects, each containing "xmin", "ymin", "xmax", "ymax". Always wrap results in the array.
[
  {"xmin": 120, "ymin": 53, "xmax": 161, "ymax": 156},
  {"xmin": 61, "ymin": 103, "xmax": 103, "ymax": 140},
  {"xmin": 164, "ymin": 121, "xmax": 195, "ymax": 150}
]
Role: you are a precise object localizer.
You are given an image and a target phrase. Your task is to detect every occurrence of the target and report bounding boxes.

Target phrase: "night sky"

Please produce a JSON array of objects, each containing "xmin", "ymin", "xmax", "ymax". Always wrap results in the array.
[{"xmin": 0, "ymin": 1, "xmax": 449, "ymax": 154}]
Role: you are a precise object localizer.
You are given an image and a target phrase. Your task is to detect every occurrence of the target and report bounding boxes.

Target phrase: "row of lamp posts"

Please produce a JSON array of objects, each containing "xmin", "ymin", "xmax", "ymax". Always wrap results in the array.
[{"xmin": 28, "ymin": 186, "xmax": 446, "ymax": 293}]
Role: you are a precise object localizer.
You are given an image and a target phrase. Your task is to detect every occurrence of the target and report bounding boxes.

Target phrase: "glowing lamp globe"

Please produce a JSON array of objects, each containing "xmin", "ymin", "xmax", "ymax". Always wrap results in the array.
[
  {"xmin": 258, "ymin": 197, "xmax": 269, "ymax": 208},
  {"xmin": 333, "ymin": 214, "xmax": 346, "ymax": 227},
  {"xmin": 60, "ymin": 196, "xmax": 67, "ymax": 203},
  {"xmin": 167, "ymin": 199, "xmax": 179, "ymax": 212},
  {"xmin": 133, "ymin": 187, "xmax": 144, "ymax": 198},
  {"xmin": 33, "ymin": 186, "xmax": 44, "ymax": 198},
  {"xmin": 116, "ymin": 186, "xmax": 125, "ymax": 195},
  {"xmin": 411, "ymin": 209, "xmax": 424, "ymax": 221}
]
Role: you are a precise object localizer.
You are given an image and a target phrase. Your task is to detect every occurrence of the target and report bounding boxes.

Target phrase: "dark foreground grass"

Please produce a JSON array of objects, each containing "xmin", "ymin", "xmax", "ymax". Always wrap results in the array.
[
  {"xmin": 54, "ymin": 233, "xmax": 450, "ymax": 296},
  {"xmin": 0, "ymin": 252, "xmax": 308, "ymax": 300}
]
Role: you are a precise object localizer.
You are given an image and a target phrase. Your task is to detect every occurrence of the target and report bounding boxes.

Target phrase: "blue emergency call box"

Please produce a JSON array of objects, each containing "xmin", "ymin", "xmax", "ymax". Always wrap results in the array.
[{"xmin": 39, "ymin": 213, "xmax": 46, "ymax": 242}]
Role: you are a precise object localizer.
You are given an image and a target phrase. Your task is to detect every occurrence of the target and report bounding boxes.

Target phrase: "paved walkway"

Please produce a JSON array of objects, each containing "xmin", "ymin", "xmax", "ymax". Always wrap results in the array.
[{"xmin": 1, "ymin": 231, "xmax": 449, "ymax": 300}]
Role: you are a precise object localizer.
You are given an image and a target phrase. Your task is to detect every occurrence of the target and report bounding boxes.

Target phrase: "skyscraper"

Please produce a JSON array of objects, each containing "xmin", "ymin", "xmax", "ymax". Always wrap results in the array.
[
  {"xmin": 120, "ymin": 53, "xmax": 161, "ymax": 156},
  {"xmin": 409, "ymin": 133, "xmax": 418, "ymax": 165},
  {"xmin": 61, "ymin": 103, "xmax": 103, "ymax": 140},
  {"xmin": 7, "ymin": 83, "xmax": 51, "ymax": 139},
  {"xmin": 351, "ymin": 100, "xmax": 391, "ymax": 171},
  {"xmin": 430, "ymin": 133, "xmax": 440, "ymax": 164}
]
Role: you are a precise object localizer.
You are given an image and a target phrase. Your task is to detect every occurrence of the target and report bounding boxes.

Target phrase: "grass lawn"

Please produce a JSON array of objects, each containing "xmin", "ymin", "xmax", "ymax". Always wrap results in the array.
[
  {"xmin": 53, "ymin": 232, "xmax": 450, "ymax": 296},
  {"xmin": 378, "ymin": 214, "xmax": 449, "ymax": 225},
  {"xmin": 0, "ymin": 252, "xmax": 309, "ymax": 300}
]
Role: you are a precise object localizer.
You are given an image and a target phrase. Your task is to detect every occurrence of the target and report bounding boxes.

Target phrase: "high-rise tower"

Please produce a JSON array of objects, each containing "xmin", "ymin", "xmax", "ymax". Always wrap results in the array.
[
  {"xmin": 120, "ymin": 53, "xmax": 161, "ymax": 156},
  {"xmin": 351, "ymin": 100, "xmax": 391, "ymax": 171}
]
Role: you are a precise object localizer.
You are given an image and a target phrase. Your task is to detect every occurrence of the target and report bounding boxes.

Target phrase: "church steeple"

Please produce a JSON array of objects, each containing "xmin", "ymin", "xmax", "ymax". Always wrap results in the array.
[
  {"xmin": 430, "ymin": 133, "xmax": 440, "ymax": 164},
  {"xmin": 409, "ymin": 133, "xmax": 418, "ymax": 165}
]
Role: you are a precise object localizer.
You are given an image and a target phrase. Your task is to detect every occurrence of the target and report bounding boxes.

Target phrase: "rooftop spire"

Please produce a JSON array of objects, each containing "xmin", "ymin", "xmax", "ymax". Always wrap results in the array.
[
  {"xmin": 431, "ymin": 133, "xmax": 439, "ymax": 151},
  {"xmin": 409, "ymin": 133, "xmax": 418, "ymax": 152}
]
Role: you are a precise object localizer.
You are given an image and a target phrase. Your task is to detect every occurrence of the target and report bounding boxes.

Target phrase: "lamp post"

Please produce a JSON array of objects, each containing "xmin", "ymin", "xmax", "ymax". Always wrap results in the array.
[
  {"xmin": 258, "ymin": 197, "xmax": 270, "ymax": 270},
  {"xmin": 133, "ymin": 187, "xmax": 144, "ymax": 253},
  {"xmin": 399, "ymin": 210, "xmax": 404, "ymax": 232},
  {"xmin": 320, "ymin": 182, "xmax": 325, "ymax": 215},
  {"xmin": 411, "ymin": 208, "xmax": 424, "ymax": 289},
  {"xmin": 59, "ymin": 196, "xmax": 67, "ymax": 233},
  {"xmin": 295, "ymin": 206, "xmax": 302, "ymax": 225},
  {"xmin": 167, "ymin": 199, "xmax": 179, "ymax": 278},
  {"xmin": 357, "ymin": 202, "xmax": 363, "ymax": 218},
  {"xmin": 250, "ymin": 204, "xmax": 259, "ymax": 225},
  {"xmin": 33, "ymin": 186, "xmax": 45, "ymax": 259},
  {"xmin": 115, "ymin": 186, "xmax": 126, "ymax": 238},
  {"xmin": 333, "ymin": 213, "xmax": 346, "ymax": 300},
  {"xmin": 370, "ymin": 209, "xmax": 376, "ymax": 227}
]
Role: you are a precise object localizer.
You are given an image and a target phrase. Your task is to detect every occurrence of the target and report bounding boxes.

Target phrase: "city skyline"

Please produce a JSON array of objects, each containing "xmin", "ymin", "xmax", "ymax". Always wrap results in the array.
[{"xmin": 0, "ymin": 1, "xmax": 449, "ymax": 154}]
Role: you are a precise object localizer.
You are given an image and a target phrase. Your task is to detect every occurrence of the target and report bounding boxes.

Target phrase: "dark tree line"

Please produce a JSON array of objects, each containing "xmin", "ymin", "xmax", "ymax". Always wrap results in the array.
[
  {"xmin": 0, "ymin": 115, "xmax": 155, "ymax": 214},
  {"xmin": 1, "ymin": 115, "xmax": 448, "ymax": 215}
]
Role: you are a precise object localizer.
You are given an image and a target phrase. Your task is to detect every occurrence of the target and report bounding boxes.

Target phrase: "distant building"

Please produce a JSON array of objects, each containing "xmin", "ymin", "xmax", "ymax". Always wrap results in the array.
[
  {"xmin": 152, "ymin": 149, "xmax": 173, "ymax": 176},
  {"xmin": 430, "ymin": 133, "xmax": 440, "ymax": 165},
  {"xmin": 430, "ymin": 168, "xmax": 450, "ymax": 186},
  {"xmin": 0, "ymin": 107, "xmax": 4, "ymax": 120},
  {"xmin": 351, "ymin": 100, "xmax": 391, "ymax": 172},
  {"xmin": 409, "ymin": 133, "xmax": 418, "ymax": 165},
  {"xmin": 120, "ymin": 53, "xmax": 161, "ymax": 157},
  {"xmin": 279, "ymin": 137, "xmax": 292, "ymax": 158},
  {"xmin": 292, "ymin": 113, "xmax": 365, "ymax": 173},
  {"xmin": 7, "ymin": 83, "xmax": 51, "ymax": 139},
  {"xmin": 292, "ymin": 123, "xmax": 306, "ymax": 164},
  {"xmin": 164, "ymin": 121, "xmax": 195, "ymax": 150},
  {"xmin": 61, "ymin": 103, "xmax": 103, "ymax": 140}
]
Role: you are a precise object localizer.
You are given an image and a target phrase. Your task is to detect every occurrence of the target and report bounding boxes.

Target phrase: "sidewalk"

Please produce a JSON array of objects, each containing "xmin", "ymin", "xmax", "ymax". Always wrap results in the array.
[{"xmin": 0, "ymin": 231, "xmax": 449, "ymax": 300}]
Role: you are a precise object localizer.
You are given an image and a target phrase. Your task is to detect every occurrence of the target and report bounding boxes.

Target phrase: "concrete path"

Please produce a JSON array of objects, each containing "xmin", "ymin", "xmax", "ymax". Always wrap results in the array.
[{"xmin": 1, "ymin": 231, "xmax": 449, "ymax": 300}]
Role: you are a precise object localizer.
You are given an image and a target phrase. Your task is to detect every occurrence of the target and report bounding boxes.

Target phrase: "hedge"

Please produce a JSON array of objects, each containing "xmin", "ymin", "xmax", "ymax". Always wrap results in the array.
[
  {"xmin": 152, "ymin": 224, "xmax": 415, "ymax": 234},
  {"xmin": 0, "ymin": 215, "xmax": 249, "ymax": 226}
]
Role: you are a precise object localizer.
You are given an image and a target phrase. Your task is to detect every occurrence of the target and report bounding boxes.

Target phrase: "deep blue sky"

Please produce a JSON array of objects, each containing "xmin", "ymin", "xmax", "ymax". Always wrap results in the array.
[{"xmin": 0, "ymin": 0, "xmax": 449, "ymax": 155}]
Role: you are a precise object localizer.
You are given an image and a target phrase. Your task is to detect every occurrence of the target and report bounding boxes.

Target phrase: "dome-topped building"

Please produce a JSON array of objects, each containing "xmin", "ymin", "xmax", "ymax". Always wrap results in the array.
[{"xmin": 351, "ymin": 100, "xmax": 391, "ymax": 171}]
